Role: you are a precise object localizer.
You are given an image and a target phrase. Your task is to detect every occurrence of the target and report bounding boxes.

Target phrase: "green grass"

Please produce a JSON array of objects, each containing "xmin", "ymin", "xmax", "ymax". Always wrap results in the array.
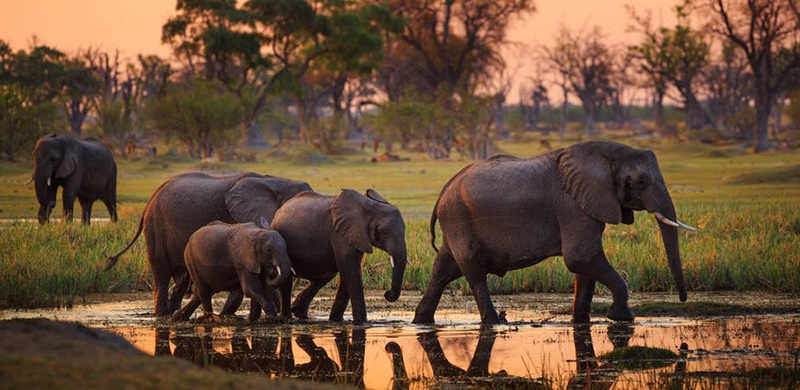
[{"xmin": 1, "ymin": 136, "xmax": 799, "ymax": 308}]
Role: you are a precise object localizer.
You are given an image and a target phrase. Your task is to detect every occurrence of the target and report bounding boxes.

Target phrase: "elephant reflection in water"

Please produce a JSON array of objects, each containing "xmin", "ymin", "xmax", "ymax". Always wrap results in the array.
[
  {"xmin": 385, "ymin": 328, "xmax": 546, "ymax": 390},
  {"xmin": 385, "ymin": 324, "xmax": 688, "ymax": 390},
  {"xmin": 155, "ymin": 326, "xmax": 366, "ymax": 387},
  {"xmin": 570, "ymin": 323, "xmax": 688, "ymax": 390}
]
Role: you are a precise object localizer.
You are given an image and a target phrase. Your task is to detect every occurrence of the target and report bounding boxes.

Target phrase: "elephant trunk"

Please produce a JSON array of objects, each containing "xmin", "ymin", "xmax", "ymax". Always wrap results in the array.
[
  {"xmin": 649, "ymin": 188, "xmax": 688, "ymax": 302},
  {"xmin": 33, "ymin": 166, "xmax": 55, "ymax": 224},
  {"xmin": 384, "ymin": 246, "xmax": 407, "ymax": 302},
  {"xmin": 267, "ymin": 260, "xmax": 292, "ymax": 288}
]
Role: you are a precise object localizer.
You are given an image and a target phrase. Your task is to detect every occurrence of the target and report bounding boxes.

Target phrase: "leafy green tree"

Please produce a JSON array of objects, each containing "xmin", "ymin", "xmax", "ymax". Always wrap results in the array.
[
  {"xmin": 0, "ymin": 40, "xmax": 67, "ymax": 160},
  {"xmin": 628, "ymin": 5, "xmax": 713, "ymax": 132},
  {"xmin": 146, "ymin": 80, "xmax": 242, "ymax": 159},
  {"xmin": 61, "ymin": 49, "xmax": 102, "ymax": 136},
  {"xmin": 378, "ymin": 0, "xmax": 536, "ymax": 158},
  {"xmin": 289, "ymin": 1, "xmax": 404, "ymax": 147}
]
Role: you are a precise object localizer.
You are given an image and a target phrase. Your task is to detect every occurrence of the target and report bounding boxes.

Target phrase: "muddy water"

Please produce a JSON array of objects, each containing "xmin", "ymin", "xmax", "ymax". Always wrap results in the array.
[{"xmin": 3, "ymin": 297, "xmax": 799, "ymax": 389}]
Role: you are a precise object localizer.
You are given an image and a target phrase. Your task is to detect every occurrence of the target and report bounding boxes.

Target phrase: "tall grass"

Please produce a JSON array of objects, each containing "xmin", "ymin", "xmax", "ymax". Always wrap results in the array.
[
  {"xmin": 2, "ymin": 139, "xmax": 799, "ymax": 308},
  {"xmin": 0, "ymin": 215, "xmax": 148, "ymax": 309}
]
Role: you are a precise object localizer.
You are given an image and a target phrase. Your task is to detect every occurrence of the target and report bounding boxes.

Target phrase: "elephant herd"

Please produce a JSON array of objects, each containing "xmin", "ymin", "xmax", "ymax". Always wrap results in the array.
[{"xmin": 32, "ymin": 133, "xmax": 695, "ymax": 325}]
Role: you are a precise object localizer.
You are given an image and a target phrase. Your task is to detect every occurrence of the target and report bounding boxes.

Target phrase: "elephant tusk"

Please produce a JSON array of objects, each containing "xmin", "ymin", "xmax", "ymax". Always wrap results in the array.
[
  {"xmin": 47, "ymin": 178, "xmax": 51, "ymax": 187},
  {"xmin": 276, "ymin": 267, "xmax": 282, "ymax": 277},
  {"xmin": 23, "ymin": 177, "xmax": 33, "ymax": 186},
  {"xmin": 389, "ymin": 256, "xmax": 394, "ymax": 268},
  {"xmin": 652, "ymin": 211, "xmax": 679, "ymax": 227},
  {"xmin": 291, "ymin": 267, "xmax": 296, "ymax": 276},
  {"xmin": 653, "ymin": 211, "xmax": 697, "ymax": 231}
]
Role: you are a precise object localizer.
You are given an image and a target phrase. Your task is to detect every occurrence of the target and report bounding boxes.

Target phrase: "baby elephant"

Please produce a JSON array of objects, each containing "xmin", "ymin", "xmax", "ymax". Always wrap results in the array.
[{"xmin": 172, "ymin": 219, "xmax": 292, "ymax": 322}]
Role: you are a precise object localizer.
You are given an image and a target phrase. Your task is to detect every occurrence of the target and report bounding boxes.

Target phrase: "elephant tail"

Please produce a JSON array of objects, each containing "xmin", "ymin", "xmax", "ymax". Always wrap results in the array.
[
  {"xmin": 430, "ymin": 208, "xmax": 439, "ymax": 253},
  {"xmin": 105, "ymin": 213, "xmax": 144, "ymax": 270}
]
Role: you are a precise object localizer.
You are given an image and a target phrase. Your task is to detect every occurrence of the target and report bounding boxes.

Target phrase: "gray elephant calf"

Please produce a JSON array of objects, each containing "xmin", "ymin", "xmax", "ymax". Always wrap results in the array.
[
  {"xmin": 272, "ymin": 189, "xmax": 408, "ymax": 324},
  {"xmin": 172, "ymin": 219, "xmax": 292, "ymax": 322}
]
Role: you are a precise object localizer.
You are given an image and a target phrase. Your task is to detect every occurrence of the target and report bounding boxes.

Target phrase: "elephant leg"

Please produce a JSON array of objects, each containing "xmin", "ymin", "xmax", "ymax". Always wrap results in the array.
[
  {"xmin": 329, "ymin": 278, "xmax": 350, "ymax": 322},
  {"xmin": 154, "ymin": 271, "xmax": 172, "ymax": 317},
  {"xmin": 243, "ymin": 276, "xmax": 277, "ymax": 320},
  {"xmin": 79, "ymin": 198, "xmax": 93, "ymax": 225},
  {"xmin": 197, "ymin": 285, "xmax": 219, "ymax": 320},
  {"xmin": 102, "ymin": 198, "xmax": 118, "ymax": 222},
  {"xmin": 572, "ymin": 275, "xmax": 596, "ymax": 323},
  {"xmin": 412, "ymin": 246, "xmax": 462, "ymax": 324},
  {"xmin": 569, "ymin": 252, "xmax": 633, "ymax": 322},
  {"xmin": 168, "ymin": 269, "xmax": 190, "ymax": 315},
  {"xmin": 172, "ymin": 294, "xmax": 201, "ymax": 322},
  {"xmin": 278, "ymin": 277, "xmax": 293, "ymax": 319},
  {"xmin": 62, "ymin": 192, "xmax": 76, "ymax": 223},
  {"xmin": 220, "ymin": 289, "xmax": 244, "ymax": 316},
  {"xmin": 463, "ymin": 268, "xmax": 502, "ymax": 324},
  {"xmin": 342, "ymin": 267, "xmax": 367, "ymax": 324},
  {"xmin": 291, "ymin": 276, "xmax": 335, "ymax": 320}
]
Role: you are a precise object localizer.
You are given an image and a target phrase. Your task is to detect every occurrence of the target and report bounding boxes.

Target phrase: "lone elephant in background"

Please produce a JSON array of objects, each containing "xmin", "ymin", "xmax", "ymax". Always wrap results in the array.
[
  {"xmin": 271, "ymin": 189, "xmax": 408, "ymax": 324},
  {"xmin": 172, "ymin": 219, "xmax": 292, "ymax": 322},
  {"xmin": 413, "ymin": 141, "xmax": 695, "ymax": 325},
  {"xmin": 31, "ymin": 133, "xmax": 117, "ymax": 224},
  {"xmin": 106, "ymin": 172, "xmax": 312, "ymax": 317}
]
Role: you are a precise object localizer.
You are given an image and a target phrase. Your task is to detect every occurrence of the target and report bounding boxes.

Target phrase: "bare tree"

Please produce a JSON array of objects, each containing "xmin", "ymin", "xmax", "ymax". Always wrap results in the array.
[
  {"xmin": 699, "ymin": 0, "xmax": 800, "ymax": 152},
  {"xmin": 518, "ymin": 71, "xmax": 550, "ymax": 132},
  {"xmin": 704, "ymin": 41, "xmax": 754, "ymax": 139},
  {"xmin": 544, "ymin": 25, "xmax": 615, "ymax": 138}
]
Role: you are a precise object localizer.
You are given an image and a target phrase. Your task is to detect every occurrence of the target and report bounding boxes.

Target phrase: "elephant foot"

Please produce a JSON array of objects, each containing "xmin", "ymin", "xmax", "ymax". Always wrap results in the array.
[
  {"xmin": 329, "ymin": 314, "xmax": 344, "ymax": 322},
  {"xmin": 571, "ymin": 313, "xmax": 591, "ymax": 324},
  {"xmin": 291, "ymin": 306, "xmax": 309, "ymax": 320},
  {"xmin": 200, "ymin": 313, "xmax": 223, "ymax": 323},
  {"xmin": 607, "ymin": 302, "xmax": 635, "ymax": 322},
  {"xmin": 411, "ymin": 313, "xmax": 435, "ymax": 324},
  {"xmin": 171, "ymin": 311, "xmax": 191, "ymax": 322}
]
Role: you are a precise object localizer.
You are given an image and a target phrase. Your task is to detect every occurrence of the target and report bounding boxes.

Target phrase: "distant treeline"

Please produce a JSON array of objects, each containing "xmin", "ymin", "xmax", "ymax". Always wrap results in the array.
[{"xmin": 2, "ymin": 0, "xmax": 799, "ymax": 161}]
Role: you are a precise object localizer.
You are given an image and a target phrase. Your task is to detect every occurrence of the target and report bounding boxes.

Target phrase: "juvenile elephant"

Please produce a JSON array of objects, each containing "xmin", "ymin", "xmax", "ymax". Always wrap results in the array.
[
  {"xmin": 413, "ymin": 141, "xmax": 695, "ymax": 325},
  {"xmin": 271, "ymin": 189, "xmax": 407, "ymax": 324},
  {"xmin": 171, "ymin": 219, "xmax": 292, "ymax": 322},
  {"xmin": 106, "ymin": 172, "xmax": 311, "ymax": 316},
  {"xmin": 31, "ymin": 133, "xmax": 117, "ymax": 224}
]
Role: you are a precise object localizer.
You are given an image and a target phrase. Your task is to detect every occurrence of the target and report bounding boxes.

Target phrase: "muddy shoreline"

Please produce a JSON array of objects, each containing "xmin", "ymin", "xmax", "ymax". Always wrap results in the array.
[{"xmin": 3, "ymin": 291, "xmax": 800, "ymax": 389}]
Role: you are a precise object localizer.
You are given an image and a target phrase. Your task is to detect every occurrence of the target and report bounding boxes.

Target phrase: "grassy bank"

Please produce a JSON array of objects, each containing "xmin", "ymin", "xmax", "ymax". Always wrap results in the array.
[{"xmin": 1, "ymin": 138, "xmax": 799, "ymax": 309}]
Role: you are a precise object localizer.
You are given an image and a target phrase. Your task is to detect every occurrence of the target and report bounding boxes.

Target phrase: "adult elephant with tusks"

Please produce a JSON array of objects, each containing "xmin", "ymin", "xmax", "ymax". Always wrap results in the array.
[
  {"xmin": 31, "ymin": 133, "xmax": 117, "ymax": 224},
  {"xmin": 105, "ymin": 172, "xmax": 312, "ymax": 317},
  {"xmin": 271, "ymin": 189, "xmax": 408, "ymax": 324},
  {"xmin": 413, "ymin": 141, "xmax": 696, "ymax": 325}
]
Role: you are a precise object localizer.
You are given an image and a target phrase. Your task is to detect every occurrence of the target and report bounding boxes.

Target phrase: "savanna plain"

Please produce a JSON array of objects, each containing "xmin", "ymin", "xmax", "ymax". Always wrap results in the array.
[{"xmin": 1, "ymin": 135, "xmax": 800, "ymax": 389}]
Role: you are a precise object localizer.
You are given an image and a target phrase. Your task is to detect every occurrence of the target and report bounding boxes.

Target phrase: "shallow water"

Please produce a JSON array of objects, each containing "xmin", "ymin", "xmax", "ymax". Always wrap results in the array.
[{"xmin": 4, "ymin": 297, "xmax": 799, "ymax": 389}]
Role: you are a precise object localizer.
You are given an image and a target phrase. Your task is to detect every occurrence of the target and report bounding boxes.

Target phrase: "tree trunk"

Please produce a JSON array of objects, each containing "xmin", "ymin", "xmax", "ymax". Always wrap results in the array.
[
  {"xmin": 244, "ymin": 120, "xmax": 270, "ymax": 148},
  {"xmin": 754, "ymin": 97, "xmax": 771, "ymax": 152},
  {"xmin": 654, "ymin": 90, "xmax": 666, "ymax": 131}
]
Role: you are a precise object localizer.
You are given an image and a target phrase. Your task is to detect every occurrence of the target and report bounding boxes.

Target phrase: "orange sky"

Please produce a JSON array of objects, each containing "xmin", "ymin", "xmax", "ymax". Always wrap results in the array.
[{"xmin": 1, "ymin": 0, "xmax": 681, "ymax": 102}]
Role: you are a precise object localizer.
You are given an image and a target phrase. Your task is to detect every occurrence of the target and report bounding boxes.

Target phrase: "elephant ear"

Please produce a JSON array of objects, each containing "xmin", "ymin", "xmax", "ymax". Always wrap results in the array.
[
  {"xmin": 365, "ymin": 188, "xmax": 389, "ymax": 204},
  {"xmin": 55, "ymin": 141, "xmax": 78, "ymax": 179},
  {"xmin": 557, "ymin": 143, "xmax": 622, "ymax": 224},
  {"xmin": 331, "ymin": 189, "xmax": 373, "ymax": 254},
  {"xmin": 225, "ymin": 177, "xmax": 281, "ymax": 224},
  {"xmin": 230, "ymin": 227, "xmax": 261, "ymax": 274}
]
